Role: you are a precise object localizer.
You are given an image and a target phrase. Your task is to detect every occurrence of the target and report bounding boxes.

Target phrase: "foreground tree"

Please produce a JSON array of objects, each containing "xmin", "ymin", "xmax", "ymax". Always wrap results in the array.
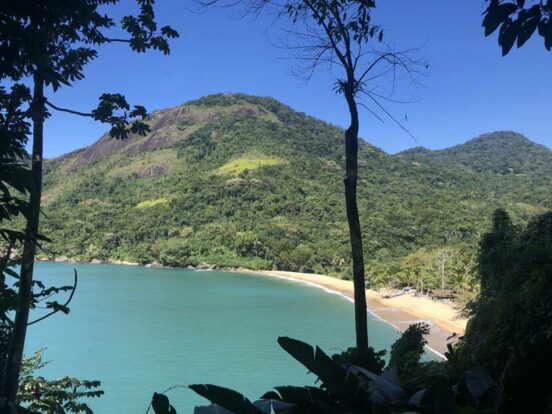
[
  {"xmin": 0, "ymin": 1, "xmax": 178, "ymax": 409},
  {"xmin": 199, "ymin": 0, "xmax": 426, "ymax": 353},
  {"xmin": 264, "ymin": 0, "xmax": 425, "ymax": 352},
  {"xmin": 0, "ymin": 130, "xmax": 99, "ymax": 412},
  {"xmin": 460, "ymin": 209, "xmax": 552, "ymax": 412},
  {"xmin": 17, "ymin": 349, "xmax": 102, "ymax": 413},
  {"xmin": 0, "ymin": 99, "xmax": 32, "ymax": 386}
]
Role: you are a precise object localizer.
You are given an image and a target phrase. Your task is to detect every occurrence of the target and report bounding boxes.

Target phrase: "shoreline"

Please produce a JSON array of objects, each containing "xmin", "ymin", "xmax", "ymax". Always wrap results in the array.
[
  {"xmin": 40, "ymin": 258, "xmax": 467, "ymax": 355},
  {"xmin": 233, "ymin": 269, "xmax": 467, "ymax": 356}
]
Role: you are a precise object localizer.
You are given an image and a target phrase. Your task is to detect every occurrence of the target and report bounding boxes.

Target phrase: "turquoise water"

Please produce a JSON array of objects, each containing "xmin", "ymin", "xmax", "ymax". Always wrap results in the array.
[{"xmin": 25, "ymin": 262, "xmax": 403, "ymax": 412}]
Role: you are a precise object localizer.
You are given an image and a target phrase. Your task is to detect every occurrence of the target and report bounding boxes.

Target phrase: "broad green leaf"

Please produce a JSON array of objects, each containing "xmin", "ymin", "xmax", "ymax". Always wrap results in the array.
[
  {"xmin": 152, "ymin": 393, "xmax": 177, "ymax": 414},
  {"xmin": 189, "ymin": 384, "xmax": 263, "ymax": 414}
]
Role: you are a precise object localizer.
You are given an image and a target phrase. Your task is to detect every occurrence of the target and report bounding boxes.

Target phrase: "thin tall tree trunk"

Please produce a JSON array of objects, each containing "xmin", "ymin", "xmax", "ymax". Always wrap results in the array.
[
  {"xmin": 343, "ymin": 89, "xmax": 368, "ymax": 352},
  {"xmin": 1, "ymin": 71, "xmax": 45, "ymax": 406}
]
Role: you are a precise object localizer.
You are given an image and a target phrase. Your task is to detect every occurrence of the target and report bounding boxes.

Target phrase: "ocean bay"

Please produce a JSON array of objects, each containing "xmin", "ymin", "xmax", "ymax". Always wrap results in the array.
[{"xmin": 25, "ymin": 262, "xmax": 402, "ymax": 412}]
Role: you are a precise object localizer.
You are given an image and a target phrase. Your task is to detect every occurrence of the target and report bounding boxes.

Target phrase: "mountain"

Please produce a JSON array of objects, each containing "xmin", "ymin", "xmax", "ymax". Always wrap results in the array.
[
  {"xmin": 40, "ymin": 94, "xmax": 552, "ymax": 276},
  {"xmin": 398, "ymin": 131, "xmax": 552, "ymax": 178}
]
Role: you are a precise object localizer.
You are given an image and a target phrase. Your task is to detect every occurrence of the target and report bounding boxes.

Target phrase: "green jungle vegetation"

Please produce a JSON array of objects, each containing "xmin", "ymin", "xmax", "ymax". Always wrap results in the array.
[
  {"xmin": 154, "ymin": 209, "xmax": 552, "ymax": 414},
  {"xmin": 39, "ymin": 93, "xmax": 552, "ymax": 302},
  {"xmin": 2, "ymin": 0, "xmax": 552, "ymax": 411}
]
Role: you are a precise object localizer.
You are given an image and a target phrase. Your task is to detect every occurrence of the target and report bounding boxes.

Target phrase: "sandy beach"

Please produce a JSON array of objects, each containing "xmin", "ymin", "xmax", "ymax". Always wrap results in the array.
[{"xmin": 237, "ymin": 269, "xmax": 468, "ymax": 355}]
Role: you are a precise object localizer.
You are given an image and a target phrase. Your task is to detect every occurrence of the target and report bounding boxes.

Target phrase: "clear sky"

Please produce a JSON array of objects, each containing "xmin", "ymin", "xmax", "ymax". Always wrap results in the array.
[{"xmin": 41, "ymin": 0, "xmax": 551, "ymax": 158}]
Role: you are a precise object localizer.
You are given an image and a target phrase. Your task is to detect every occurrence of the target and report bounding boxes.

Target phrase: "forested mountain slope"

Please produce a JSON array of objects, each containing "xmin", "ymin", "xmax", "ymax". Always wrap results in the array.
[
  {"xmin": 398, "ymin": 131, "xmax": 552, "ymax": 178},
  {"xmin": 40, "ymin": 94, "xmax": 552, "ymax": 278}
]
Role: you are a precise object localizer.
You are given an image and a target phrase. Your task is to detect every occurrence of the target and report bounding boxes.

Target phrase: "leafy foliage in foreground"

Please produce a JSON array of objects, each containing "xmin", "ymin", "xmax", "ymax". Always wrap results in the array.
[
  {"xmin": 17, "ymin": 349, "xmax": 103, "ymax": 414},
  {"xmin": 39, "ymin": 94, "xmax": 551, "ymax": 294},
  {"xmin": 0, "ymin": 142, "xmax": 103, "ymax": 413},
  {"xmin": 152, "ymin": 327, "xmax": 498, "ymax": 414},
  {"xmin": 458, "ymin": 209, "xmax": 552, "ymax": 413},
  {"xmin": 482, "ymin": 0, "xmax": 552, "ymax": 55},
  {"xmin": 150, "ymin": 211, "xmax": 552, "ymax": 414}
]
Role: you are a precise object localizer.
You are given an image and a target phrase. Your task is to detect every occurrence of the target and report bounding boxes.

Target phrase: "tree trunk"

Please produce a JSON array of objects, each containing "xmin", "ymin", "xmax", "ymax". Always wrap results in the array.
[
  {"xmin": 1, "ymin": 72, "xmax": 45, "ymax": 406},
  {"xmin": 441, "ymin": 261, "xmax": 445, "ymax": 290},
  {"xmin": 343, "ymin": 89, "xmax": 368, "ymax": 352}
]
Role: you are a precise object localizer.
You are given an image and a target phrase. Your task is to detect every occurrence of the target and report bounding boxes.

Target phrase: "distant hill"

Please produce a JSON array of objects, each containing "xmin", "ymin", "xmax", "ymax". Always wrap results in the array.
[
  {"xmin": 39, "ymin": 94, "xmax": 552, "ymax": 275},
  {"xmin": 398, "ymin": 131, "xmax": 552, "ymax": 177}
]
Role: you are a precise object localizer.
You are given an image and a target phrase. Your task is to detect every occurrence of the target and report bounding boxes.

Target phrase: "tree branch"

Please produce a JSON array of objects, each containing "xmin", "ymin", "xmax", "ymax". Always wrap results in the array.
[
  {"xmin": 326, "ymin": 2, "xmax": 354, "ymax": 71},
  {"xmin": 357, "ymin": 52, "xmax": 396, "ymax": 84},
  {"xmin": 27, "ymin": 269, "xmax": 78, "ymax": 326},
  {"xmin": 365, "ymin": 93, "xmax": 417, "ymax": 142},
  {"xmin": 103, "ymin": 38, "xmax": 131, "ymax": 43},
  {"xmin": 357, "ymin": 102, "xmax": 384, "ymax": 123},
  {"xmin": 302, "ymin": 0, "xmax": 348, "ymax": 68},
  {"xmin": 45, "ymin": 101, "xmax": 92, "ymax": 117}
]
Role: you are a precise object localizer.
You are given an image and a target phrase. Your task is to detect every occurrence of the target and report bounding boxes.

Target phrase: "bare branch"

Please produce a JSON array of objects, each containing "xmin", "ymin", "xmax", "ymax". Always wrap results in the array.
[
  {"xmin": 198, "ymin": 0, "xmax": 428, "ymax": 139},
  {"xmin": 103, "ymin": 38, "xmax": 131, "ymax": 44},
  {"xmin": 357, "ymin": 52, "xmax": 397, "ymax": 84},
  {"xmin": 45, "ymin": 101, "xmax": 92, "ymax": 117},
  {"xmin": 365, "ymin": 93, "xmax": 418, "ymax": 142},
  {"xmin": 27, "ymin": 269, "xmax": 78, "ymax": 326},
  {"xmin": 358, "ymin": 102, "xmax": 384, "ymax": 123}
]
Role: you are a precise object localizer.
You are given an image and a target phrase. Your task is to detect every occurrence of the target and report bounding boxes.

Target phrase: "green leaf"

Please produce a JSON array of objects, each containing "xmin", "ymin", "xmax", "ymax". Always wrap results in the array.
[
  {"xmin": 538, "ymin": 20, "xmax": 552, "ymax": 50},
  {"xmin": 277, "ymin": 337, "xmax": 359, "ymax": 398},
  {"xmin": 253, "ymin": 399, "xmax": 296, "ymax": 414},
  {"xmin": 269, "ymin": 386, "xmax": 333, "ymax": 407},
  {"xmin": 420, "ymin": 376, "xmax": 454, "ymax": 414},
  {"xmin": 465, "ymin": 366, "xmax": 494, "ymax": 399},
  {"xmin": 152, "ymin": 393, "xmax": 177, "ymax": 414},
  {"xmin": 483, "ymin": 2, "xmax": 518, "ymax": 36},
  {"xmin": 499, "ymin": 19, "xmax": 520, "ymax": 55},
  {"xmin": 193, "ymin": 405, "xmax": 233, "ymax": 414},
  {"xmin": 346, "ymin": 365, "xmax": 406, "ymax": 404},
  {"xmin": 189, "ymin": 384, "xmax": 263, "ymax": 414},
  {"xmin": 517, "ymin": 7, "xmax": 541, "ymax": 47}
]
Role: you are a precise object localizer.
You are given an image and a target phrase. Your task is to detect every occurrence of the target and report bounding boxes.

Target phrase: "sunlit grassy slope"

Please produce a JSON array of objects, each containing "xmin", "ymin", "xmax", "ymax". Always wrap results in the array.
[{"xmin": 214, "ymin": 154, "xmax": 283, "ymax": 176}]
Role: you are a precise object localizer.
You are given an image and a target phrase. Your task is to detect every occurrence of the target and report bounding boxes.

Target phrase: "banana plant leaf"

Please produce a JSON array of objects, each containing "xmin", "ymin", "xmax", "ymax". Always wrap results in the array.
[
  {"xmin": 152, "ymin": 392, "xmax": 177, "ymax": 414},
  {"xmin": 408, "ymin": 389, "xmax": 426, "ymax": 406},
  {"xmin": 277, "ymin": 337, "xmax": 365, "ymax": 401},
  {"xmin": 345, "ymin": 365, "xmax": 407, "ymax": 405},
  {"xmin": 265, "ymin": 386, "xmax": 334, "ymax": 407},
  {"xmin": 419, "ymin": 376, "xmax": 455, "ymax": 414},
  {"xmin": 189, "ymin": 384, "xmax": 265, "ymax": 414},
  {"xmin": 464, "ymin": 366, "xmax": 493, "ymax": 399},
  {"xmin": 379, "ymin": 367, "xmax": 401, "ymax": 387},
  {"xmin": 192, "ymin": 398, "xmax": 297, "ymax": 414},
  {"xmin": 253, "ymin": 399, "xmax": 297, "ymax": 414},
  {"xmin": 263, "ymin": 386, "xmax": 342, "ymax": 413},
  {"xmin": 194, "ymin": 405, "xmax": 234, "ymax": 414}
]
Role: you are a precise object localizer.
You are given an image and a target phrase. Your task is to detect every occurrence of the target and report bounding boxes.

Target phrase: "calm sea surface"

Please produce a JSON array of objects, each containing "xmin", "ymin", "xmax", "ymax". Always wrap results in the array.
[{"xmin": 25, "ymin": 262, "xmax": 404, "ymax": 412}]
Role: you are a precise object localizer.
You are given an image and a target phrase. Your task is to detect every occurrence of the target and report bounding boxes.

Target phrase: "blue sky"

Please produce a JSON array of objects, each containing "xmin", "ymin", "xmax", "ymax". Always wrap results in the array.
[{"xmin": 42, "ymin": 0, "xmax": 551, "ymax": 158}]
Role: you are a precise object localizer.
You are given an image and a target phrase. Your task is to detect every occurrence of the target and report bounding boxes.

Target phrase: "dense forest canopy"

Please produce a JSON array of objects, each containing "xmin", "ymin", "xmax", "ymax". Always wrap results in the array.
[{"xmin": 36, "ymin": 94, "xmax": 552, "ymax": 294}]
